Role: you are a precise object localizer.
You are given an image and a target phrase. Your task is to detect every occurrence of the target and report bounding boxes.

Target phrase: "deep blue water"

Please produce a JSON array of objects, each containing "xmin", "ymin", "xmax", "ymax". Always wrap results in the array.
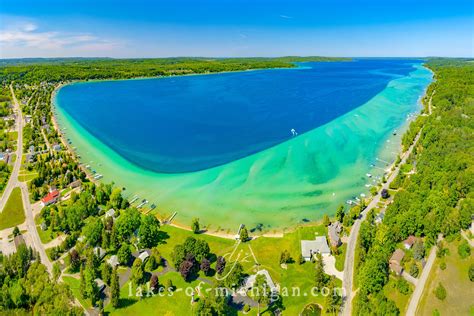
[{"xmin": 57, "ymin": 59, "xmax": 422, "ymax": 173}]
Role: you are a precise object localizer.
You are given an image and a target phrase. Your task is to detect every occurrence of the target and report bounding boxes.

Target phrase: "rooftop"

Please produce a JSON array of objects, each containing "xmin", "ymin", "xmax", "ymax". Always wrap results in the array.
[{"xmin": 301, "ymin": 236, "xmax": 330, "ymax": 258}]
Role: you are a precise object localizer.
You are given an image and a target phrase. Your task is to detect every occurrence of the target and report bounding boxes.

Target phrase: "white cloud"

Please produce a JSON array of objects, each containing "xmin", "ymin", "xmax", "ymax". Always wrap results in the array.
[
  {"xmin": 0, "ymin": 21, "xmax": 120, "ymax": 58},
  {"xmin": 279, "ymin": 15, "xmax": 293, "ymax": 19}
]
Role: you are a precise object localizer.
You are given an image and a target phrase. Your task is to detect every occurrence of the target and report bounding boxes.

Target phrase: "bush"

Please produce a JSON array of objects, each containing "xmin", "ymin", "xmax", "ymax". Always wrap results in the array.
[
  {"xmin": 434, "ymin": 283, "xmax": 446, "ymax": 300},
  {"xmin": 397, "ymin": 279, "xmax": 410, "ymax": 295},
  {"xmin": 409, "ymin": 263, "xmax": 419, "ymax": 278},
  {"xmin": 439, "ymin": 261, "xmax": 446, "ymax": 270},
  {"xmin": 469, "ymin": 263, "xmax": 474, "ymax": 282},
  {"xmin": 458, "ymin": 241, "xmax": 471, "ymax": 259}
]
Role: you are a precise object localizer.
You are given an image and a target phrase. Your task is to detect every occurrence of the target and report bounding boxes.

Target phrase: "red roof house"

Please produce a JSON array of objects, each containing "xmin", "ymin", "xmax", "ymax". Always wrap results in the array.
[{"xmin": 41, "ymin": 190, "xmax": 60, "ymax": 206}]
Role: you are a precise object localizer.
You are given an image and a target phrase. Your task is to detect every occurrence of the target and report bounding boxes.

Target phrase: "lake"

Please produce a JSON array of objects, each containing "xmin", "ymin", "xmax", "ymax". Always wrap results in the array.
[{"xmin": 55, "ymin": 59, "xmax": 432, "ymax": 232}]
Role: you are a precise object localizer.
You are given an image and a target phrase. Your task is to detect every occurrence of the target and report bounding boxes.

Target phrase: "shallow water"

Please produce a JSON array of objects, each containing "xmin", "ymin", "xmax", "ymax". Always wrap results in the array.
[{"xmin": 54, "ymin": 60, "xmax": 432, "ymax": 232}]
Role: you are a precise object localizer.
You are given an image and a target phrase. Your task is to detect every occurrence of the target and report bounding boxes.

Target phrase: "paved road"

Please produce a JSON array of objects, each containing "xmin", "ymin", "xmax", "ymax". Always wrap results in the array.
[
  {"xmin": 341, "ymin": 91, "xmax": 435, "ymax": 315},
  {"xmin": 0, "ymin": 85, "xmax": 23, "ymax": 212},
  {"xmin": 405, "ymin": 243, "xmax": 438, "ymax": 316}
]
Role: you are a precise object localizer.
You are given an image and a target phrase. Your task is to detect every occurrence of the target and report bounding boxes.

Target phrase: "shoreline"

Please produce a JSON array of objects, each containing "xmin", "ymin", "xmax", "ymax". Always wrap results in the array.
[{"xmin": 50, "ymin": 63, "xmax": 432, "ymax": 236}]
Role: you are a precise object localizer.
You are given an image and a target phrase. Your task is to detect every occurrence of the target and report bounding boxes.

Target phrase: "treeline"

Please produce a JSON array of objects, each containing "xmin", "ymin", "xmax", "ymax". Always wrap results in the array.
[
  {"xmin": 0, "ymin": 56, "xmax": 348, "ymax": 84},
  {"xmin": 0, "ymin": 243, "xmax": 82, "ymax": 314},
  {"xmin": 353, "ymin": 59, "xmax": 474, "ymax": 314}
]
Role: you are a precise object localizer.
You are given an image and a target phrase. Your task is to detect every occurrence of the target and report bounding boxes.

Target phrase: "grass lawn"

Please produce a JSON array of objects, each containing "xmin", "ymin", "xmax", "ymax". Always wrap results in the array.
[
  {"xmin": 335, "ymin": 244, "xmax": 347, "ymax": 272},
  {"xmin": 105, "ymin": 224, "xmax": 335, "ymax": 315},
  {"xmin": 105, "ymin": 271, "xmax": 213, "ymax": 315},
  {"xmin": 63, "ymin": 276, "xmax": 91, "ymax": 310},
  {"xmin": 35, "ymin": 214, "xmax": 61, "ymax": 244},
  {"xmin": 383, "ymin": 276, "xmax": 413, "ymax": 313},
  {"xmin": 0, "ymin": 187, "xmax": 25, "ymax": 229},
  {"xmin": 18, "ymin": 170, "xmax": 38, "ymax": 182},
  {"xmin": 417, "ymin": 238, "xmax": 474, "ymax": 316}
]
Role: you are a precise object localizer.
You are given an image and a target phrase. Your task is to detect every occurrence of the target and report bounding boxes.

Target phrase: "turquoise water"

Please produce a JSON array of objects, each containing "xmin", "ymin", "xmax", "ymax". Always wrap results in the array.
[
  {"xmin": 57, "ymin": 59, "xmax": 419, "ymax": 173},
  {"xmin": 54, "ymin": 60, "xmax": 432, "ymax": 232}
]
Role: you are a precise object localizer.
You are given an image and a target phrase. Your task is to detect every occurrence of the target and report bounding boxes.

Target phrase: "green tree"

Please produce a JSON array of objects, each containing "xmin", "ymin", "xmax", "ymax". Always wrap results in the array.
[
  {"xmin": 335, "ymin": 205, "xmax": 345, "ymax": 222},
  {"xmin": 111, "ymin": 267, "xmax": 120, "ymax": 308},
  {"xmin": 117, "ymin": 244, "xmax": 131, "ymax": 265},
  {"xmin": 192, "ymin": 218, "xmax": 200, "ymax": 234},
  {"xmin": 138, "ymin": 214, "xmax": 161, "ymax": 248},
  {"xmin": 254, "ymin": 274, "xmax": 271, "ymax": 316},
  {"xmin": 240, "ymin": 226, "xmax": 249, "ymax": 242},
  {"xmin": 314, "ymin": 252, "xmax": 328, "ymax": 289},
  {"xmin": 469, "ymin": 263, "xmax": 474, "ymax": 282},
  {"xmin": 131, "ymin": 258, "xmax": 144, "ymax": 287},
  {"xmin": 323, "ymin": 214, "xmax": 330, "ymax": 226},
  {"xmin": 325, "ymin": 277, "xmax": 342, "ymax": 314},
  {"xmin": 413, "ymin": 240, "xmax": 425, "ymax": 260},
  {"xmin": 458, "ymin": 240, "xmax": 471, "ymax": 259}
]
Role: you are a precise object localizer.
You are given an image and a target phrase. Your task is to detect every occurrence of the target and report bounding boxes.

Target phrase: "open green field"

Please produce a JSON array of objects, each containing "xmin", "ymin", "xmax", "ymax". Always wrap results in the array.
[
  {"xmin": 106, "ymin": 224, "xmax": 338, "ymax": 315},
  {"xmin": 417, "ymin": 238, "xmax": 474, "ymax": 316},
  {"xmin": 0, "ymin": 187, "xmax": 25, "ymax": 229}
]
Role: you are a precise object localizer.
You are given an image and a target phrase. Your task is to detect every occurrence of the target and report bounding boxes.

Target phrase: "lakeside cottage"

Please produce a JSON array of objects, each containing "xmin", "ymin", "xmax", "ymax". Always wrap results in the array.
[
  {"xmin": 389, "ymin": 249, "xmax": 405, "ymax": 275},
  {"xmin": 301, "ymin": 236, "xmax": 331, "ymax": 261},
  {"xmin": 328, "ymin": 221, "xmax": 342, "ymax": 247},
  {"xmin": 107, "ymin": 255, "xmax": 119, "ymax": 268}
]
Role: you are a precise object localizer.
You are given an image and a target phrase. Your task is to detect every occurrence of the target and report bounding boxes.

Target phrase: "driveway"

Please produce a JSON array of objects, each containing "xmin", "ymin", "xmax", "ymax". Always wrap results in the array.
[{"xmin": 323, "ymin": 255, "xmax": 343, "ymax": 281}]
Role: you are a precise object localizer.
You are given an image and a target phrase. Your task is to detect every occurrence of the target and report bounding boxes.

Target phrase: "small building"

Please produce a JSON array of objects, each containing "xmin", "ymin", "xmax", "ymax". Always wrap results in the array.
[
  {"xmin": 26, "ymin": 153, "xmax": 35, "ymax": 163},
  {"xmin": 29, "ymin": 145, "xmax": 35, "ymax": 153},
  {"xmin": 0, "ymin": 153, "xmax": 6, "ymax": 162},
  {"xmin": 105, "ymin": 208, "xmax": 116, "ymax": 218},
  {"xmin": 52, "ymin": 143, "xmax": 62, "ymax": 151},
  {"xmin": 301, "ymin": 236, "xmax": 331, "ymax": 261},
  {"xmin": 107, "ymin": 255, "xmax": 119, "ymax": 268},
  {"xmin": 40, "ymin": 189, "xmax": 60, "ymax": 207},
  {"xmin": 375, "ymin": 212, "xmax": 385, "ymax": 225},
  {"xmin": 25, "ymin": 115, "xmax": 32, "ymax": 124},
  {"xmin": 328, "ymin": 221, "xmax": 342, "ymax": 247},
  {"xmin": 13, "ymin": 235, "xmax": 25, "ymax": 251},
  {"xmin": 138, "ymin": 249, "xmax": 151, "ymax": 262},
  {"xmin": 95, "ymin": 278, "xmax": 106, "ymax": 292},
  {"xmin": 241, "ymin": 269, "xmax": 278, "ymax": 294},
  {"xmin": 93, "ymin": 247, "xmax": 106, "ymax": 260},
  {"xmin": 69, "ymin": 179, "xmax": 81, "ymax": 189},
  {"xmin": 389, "ymin": 249, "xmax": 405, "ymax": 275},
  {"xmin": 403, "ymin": 236, "xmax": 417, "ymax": 250}
]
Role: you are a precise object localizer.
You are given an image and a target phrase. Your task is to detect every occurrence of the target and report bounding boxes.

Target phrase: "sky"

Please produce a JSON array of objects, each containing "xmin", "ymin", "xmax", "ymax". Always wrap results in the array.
[{"xmin": 0, "ymin": 0, "xmax": 473, "ymax": 58}]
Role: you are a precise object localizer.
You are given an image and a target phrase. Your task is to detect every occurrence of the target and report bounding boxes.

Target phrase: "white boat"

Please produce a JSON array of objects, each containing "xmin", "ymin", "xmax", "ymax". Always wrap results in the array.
[{"xmin": 366, "ymin": 173, "xmax": 372, "ymax": 178}]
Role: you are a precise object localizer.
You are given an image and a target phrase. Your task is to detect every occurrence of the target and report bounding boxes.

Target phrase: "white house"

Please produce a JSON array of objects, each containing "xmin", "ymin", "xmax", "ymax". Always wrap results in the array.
[{"xmin": 301, "ymin": 236, "xmax": 331, "ymax": 261}]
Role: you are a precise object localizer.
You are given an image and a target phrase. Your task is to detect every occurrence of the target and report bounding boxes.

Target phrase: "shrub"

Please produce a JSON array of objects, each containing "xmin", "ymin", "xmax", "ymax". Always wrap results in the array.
[
  {"xmin": 409, "ymin": 263, "xmax": 419, "ymax": 278},
  {"xmin": 469, "ymin": 263, "xmax": 474, "ymax": 282},
  {"xmin": 397, "ymin": 279, "xmax": 410, "ymax": 295},
  {"xmin": 458, "ymin": 241, "xmax": 471, "ymax": 259},
  {"xmin": 439, "ymin": 261, "xmax": 446, "ymax": 270},
  {"xmin": 434, "ymin": 283, "xmax": 446, "ymax": 300}
]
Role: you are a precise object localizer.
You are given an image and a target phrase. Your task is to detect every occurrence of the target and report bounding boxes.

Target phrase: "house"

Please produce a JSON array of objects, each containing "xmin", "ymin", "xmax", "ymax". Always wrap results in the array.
[
  {"xmin": 13, "ymin": 235, "xmax": 25, "ymax": 251},
  {"xmin": 93, "ymin": 247, "xmax": 106, "ymax": 260},
  {"xmin": 29, "ymin": 145, "xmax": 35, "ymax": 153},
  {"xmin": 240, "ymin": 269, "xmax": 278, "ymax": 295},
  {"xmin": 95, "ymin": 278, "xmax": 106, "ymax": 292},
  {"xmin": 105, "ymin": 208, "xmax": 116, "ymax": 218},
  {"xmin": 107, "ymin": 255, "xmax": 119, "ymax": 268},
  {"xmin": 40, "ymin": 189, "xmax": 60, "ymax": 207},
  {"xmin": 26, "ymin": 153, "xmax": 35, "ymax": 163},
  {"xmin": 52, "ymin": 143, "xmax": 61, "ymax": 151},
  {"xmin": 375, "ymin": 212, "xmax": 385, "ymax": 225},
  {"xmin": 328, "ymin": 221, "xmax": 342, "ymax": 247},
  {"xmin": 69, "ymin": 179, "xmax": 81, "ymax": 189},
  {"xmin": 301, "ymin": 236, "xmax": 331, "ymax": 261},
  {"xmin": 403, "ymin": 236, "xmax": 417, "ymax": 249},
  {"xmin": 389, "ymin": 249, "xmax": 405, "ymax": 275}
]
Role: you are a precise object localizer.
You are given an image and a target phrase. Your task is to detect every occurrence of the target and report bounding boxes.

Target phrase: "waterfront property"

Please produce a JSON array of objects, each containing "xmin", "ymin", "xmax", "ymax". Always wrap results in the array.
[{"xmin": 301, "ymin": 236, "xmax": 331, "ymax": 260}]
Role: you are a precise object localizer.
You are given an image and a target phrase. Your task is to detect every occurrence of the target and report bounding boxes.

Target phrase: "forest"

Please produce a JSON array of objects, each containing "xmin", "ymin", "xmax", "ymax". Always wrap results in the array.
[
  {"xmin": 353, "ymin": 59, "xmax": 474, "ymax": 314},
  {"xmin": 0, "ymin": 56, "xmax": 348, "ymax": 84}
]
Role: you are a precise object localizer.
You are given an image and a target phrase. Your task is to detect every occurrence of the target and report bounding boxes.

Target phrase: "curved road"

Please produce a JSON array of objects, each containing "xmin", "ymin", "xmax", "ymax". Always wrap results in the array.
[{"xmin": 342, "ymin": 91, "xmax": 435, "ymax": 315}]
